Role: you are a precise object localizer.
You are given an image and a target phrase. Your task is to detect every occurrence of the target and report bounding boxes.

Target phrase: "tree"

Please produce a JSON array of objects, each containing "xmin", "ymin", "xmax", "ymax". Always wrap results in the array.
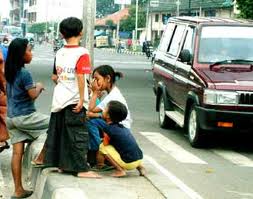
[
  {"xmin": 236, "ymin": 0, "xmax": 253, "ymax": 19},
  {"xmin": 28, "ymin": 23, "xmax": 47, "ymax": 34},
  {"xmin": 96, "ymin": 0, "xmax": 119, "ymax": 18},
  {"xmin": 120, "ymin": 5, "xmax": 146, "ymax": 31},
  {"xmin": 105, "ymin": 19, "xmax": 116, "ymax": 28}
]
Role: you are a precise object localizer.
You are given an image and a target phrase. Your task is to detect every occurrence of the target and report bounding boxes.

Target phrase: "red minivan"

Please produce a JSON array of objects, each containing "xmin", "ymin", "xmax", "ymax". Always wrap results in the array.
[{"xmin": 152, "ymin": 17, "xmax": 253, "ymax": 147}]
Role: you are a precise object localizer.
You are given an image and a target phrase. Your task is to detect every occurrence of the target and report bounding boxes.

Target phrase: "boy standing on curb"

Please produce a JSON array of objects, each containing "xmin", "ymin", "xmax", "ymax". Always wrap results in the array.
[
  {"xmin": 97, "ymin": 100, "xmax": 145, "ymax": 177},
  {"xmin": 34, "ymin": 17, "xmax": 100, "ymax": 178}
]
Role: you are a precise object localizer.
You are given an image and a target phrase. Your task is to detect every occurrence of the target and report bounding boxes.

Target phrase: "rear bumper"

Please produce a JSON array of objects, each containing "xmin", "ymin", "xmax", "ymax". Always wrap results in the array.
[{"xmin": 196, "ymin": 106, "xmax": 253, "ymax": 132}]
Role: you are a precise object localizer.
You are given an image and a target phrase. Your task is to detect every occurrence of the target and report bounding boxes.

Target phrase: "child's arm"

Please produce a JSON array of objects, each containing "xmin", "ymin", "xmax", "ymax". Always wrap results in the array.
[
  {"xmin": 73, "ymin": 74, "xmax": 84, "ymax": 113},
  {"xmin": 28, "ymin": 82, "xmax": 45, "ymax": 100},
  {"xmin": 86, "ymin": 111, "xmax": 101, "ymax": 118},
  {"xmin": 88, "ymin": 79, "xmax": 103, "ymax": 113}
]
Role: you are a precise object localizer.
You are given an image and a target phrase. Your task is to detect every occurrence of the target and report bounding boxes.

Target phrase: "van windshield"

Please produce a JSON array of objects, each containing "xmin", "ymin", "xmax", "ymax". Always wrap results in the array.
[{"xmin": 198, "ymin": 26, "xmax": 253, "ymax": 63}]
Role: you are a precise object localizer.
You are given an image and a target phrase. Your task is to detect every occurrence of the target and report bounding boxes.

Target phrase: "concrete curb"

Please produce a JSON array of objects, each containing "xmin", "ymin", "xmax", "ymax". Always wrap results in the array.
[{"xmin": 22, "ymin": 132, "xmax": 189, "ymax": 199}]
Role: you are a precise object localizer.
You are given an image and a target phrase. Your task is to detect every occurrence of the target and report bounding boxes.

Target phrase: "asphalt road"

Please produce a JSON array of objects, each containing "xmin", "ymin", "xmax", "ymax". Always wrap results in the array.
[{"xmin": 1, "ymin": 44, "xmax": 253, "ymax": 199}]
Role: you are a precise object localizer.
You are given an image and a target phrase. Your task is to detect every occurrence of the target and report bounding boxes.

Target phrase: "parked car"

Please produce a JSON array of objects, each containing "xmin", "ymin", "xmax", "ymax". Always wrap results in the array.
[
  {"xmin": 152, "ymin": 17, "xmax": 253, "ymax": 147},
  {"xmin": 1, "ymin": 26, "xmax": 23, "ymax": 46}
]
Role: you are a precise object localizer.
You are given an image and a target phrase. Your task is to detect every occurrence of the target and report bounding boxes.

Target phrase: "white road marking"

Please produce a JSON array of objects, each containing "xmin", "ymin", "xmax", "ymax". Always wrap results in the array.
[
  {"xmin": 226, "ymin": 190, "xmax": 253, "ymax": 197},
  {"xmin": 213, "ymin": 149, "xmax": 253, "ymax": 167},
  {"xmin": 95, "ymin": 60, "xmax": 150, "ymax": 64},
  {"xmin": 140, "ymin": 132, "xmax": 207, "ymax": 164},
  {"xmin": 145, "ymin": 155, "xmax": 204, "ymax": 199}
]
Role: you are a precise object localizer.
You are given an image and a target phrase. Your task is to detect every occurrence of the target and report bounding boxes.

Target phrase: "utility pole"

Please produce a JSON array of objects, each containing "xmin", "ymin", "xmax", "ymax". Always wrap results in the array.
[
  {"xmin": 135, "ymin": 0, "xmax": 139, "ymax": 47},
  {"xmin": 145, "ymin": 0, "xmax": 150, "ymax": 40},
  {"xmin": 176, "ymin": 0, "xmax": 180, "ymax": 16},
  {"xmin": 188, "ymin": 0, "xmax": 191, "ymax": 16},
  {"xmin": 82, "ymin": 0, "xmax": 96, "ymax": 67}
]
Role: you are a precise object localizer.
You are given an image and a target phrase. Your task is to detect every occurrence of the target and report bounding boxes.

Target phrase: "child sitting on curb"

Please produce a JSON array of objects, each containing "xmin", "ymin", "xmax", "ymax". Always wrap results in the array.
[{"xmin": 97, "ymin": 100, "xmax": 145, "ymax": 177}]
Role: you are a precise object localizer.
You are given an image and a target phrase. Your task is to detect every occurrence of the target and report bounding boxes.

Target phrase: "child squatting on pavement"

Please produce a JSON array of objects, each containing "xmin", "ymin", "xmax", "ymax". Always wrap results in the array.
[
  {"xmin": 5, "ymin": 38, "xmax": 49, "ymax": 198},
  {"xmin": 97, "ymin": 100, "xmax": 146, "ymax": 177},
  {"xmin": 33, "ymin": 17, "xmax": 100, "ymax": 178},
  {"xmin": 86, "ymin": 65, "xmax": 132, "ymax": 167}
]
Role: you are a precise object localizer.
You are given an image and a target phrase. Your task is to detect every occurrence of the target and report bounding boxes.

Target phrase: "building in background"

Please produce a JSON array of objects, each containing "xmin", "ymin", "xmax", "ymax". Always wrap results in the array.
[
  {"xmin": 146, "ymin": 0, "xmax": 236, "ymax": 42},
  {"xmin": 26, "ymin": 0, "xmax": 83, "ymax": 24},
  {"xmin": 9, "ymin": 0, "xmax": 28, "ymax": 35}
]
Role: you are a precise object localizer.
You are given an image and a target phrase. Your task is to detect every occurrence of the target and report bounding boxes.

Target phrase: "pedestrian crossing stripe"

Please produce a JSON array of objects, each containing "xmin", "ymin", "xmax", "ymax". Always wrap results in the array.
[
  {"xmin": 140, "ymin": 132, "xmax": 207, "ymax": 164},
  {"xmin": 213, "ymin": 149, "xmax": 253, "ymax": 167},
  {"xmin": 140, "ymin": 132, "xmax": 253, "ymax": 167}
]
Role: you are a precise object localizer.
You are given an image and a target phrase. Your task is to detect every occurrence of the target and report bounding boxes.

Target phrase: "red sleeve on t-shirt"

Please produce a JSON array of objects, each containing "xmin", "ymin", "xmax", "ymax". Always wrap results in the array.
[{"xmin": 76, "ymin": 54, "xmax": 91, "ymax": 74}]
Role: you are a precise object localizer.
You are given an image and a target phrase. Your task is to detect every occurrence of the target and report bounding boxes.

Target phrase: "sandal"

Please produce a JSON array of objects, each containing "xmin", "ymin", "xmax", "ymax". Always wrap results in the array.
[
  {"xmin": 31, "ymin": 160, "xmax": 47, "ymax": 168},
  {"xmin": 10, "ymin": 190, "xmax": 33, "ymax": 198},
  {"xmin": 0, "ymin": 141, "xmax": 10, "ymax": 153}
]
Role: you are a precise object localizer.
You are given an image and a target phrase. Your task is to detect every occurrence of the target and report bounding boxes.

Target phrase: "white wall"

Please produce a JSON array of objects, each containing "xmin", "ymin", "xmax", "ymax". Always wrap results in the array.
[{"xmin": 27, "ymin": 0, "xmax": 83, "ymax": 23}]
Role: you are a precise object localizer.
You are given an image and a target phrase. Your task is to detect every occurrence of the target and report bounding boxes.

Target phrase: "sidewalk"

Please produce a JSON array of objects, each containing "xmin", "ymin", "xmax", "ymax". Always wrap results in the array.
[{"xmin": 24, "ymin": 134, "xmax": 190, "ymax": 199}]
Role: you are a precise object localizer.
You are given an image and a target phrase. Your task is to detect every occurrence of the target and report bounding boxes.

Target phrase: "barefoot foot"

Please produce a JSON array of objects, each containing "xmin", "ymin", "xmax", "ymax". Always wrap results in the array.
[
  {"xmin": 111, "ymin": 170, "xmax": 126, "ymax": 177},
  {"xmin": 137, "ymin": 165, "xmax": 146, "ymax": 176},
  {"xmin": 77, "ymin": 171, "xmax": 102, "ymax": 178}
]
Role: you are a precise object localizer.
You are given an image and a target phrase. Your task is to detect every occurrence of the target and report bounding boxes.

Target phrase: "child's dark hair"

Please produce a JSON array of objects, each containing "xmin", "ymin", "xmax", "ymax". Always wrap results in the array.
[
  {"xmin": 59, "ymin": 17, "xmax": 83, "ymax": 39},
  {"xmin": 5, "ymin": 38, "xmax": 28, "ymax": 84},
  {"xmin": 107, "ymin": 101, "xmax": 128, "ymax": 123},
  {"xmin": 93, "ymin": 65, "xmax": 123, "ymax": 84}
]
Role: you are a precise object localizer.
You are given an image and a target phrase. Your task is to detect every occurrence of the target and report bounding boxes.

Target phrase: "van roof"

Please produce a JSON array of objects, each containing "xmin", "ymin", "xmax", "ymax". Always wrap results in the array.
[{"xmin": 169, "ymin": 16, "xmax": 253, "ymax": 25}]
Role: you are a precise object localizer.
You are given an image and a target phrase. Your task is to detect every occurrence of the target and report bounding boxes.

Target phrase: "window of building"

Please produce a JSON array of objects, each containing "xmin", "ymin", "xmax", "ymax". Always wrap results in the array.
[
  {"xmin": 162, "ymin": 14, "xmax": 171, "ymax": 25},
  {"xmin": 204, "ymin": 10, "xmax": 216, "ymax": 17},
  {"xmin": 155, "ymin": 14, "xmax": 159, "ymax": 22}
]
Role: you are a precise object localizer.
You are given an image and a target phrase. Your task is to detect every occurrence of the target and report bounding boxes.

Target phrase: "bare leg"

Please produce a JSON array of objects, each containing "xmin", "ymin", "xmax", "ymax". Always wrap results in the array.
[
  {"xmin": 136, "ymin": 164, "xmax": 146, "ymax": 176},
  {"xmin": 11, "ymin": 142, "xmax": 32, "ymax": 197},
  {"xmin": 104, "ymin": 154, "xmax": 126, "ymax": 177},
  {"xmin": 96, "ymin": 151, "xmax": 105, "ymax": 168},
  {"xmin": 32, "ymin": 144, "xmax": 46, "ymax": 165}
]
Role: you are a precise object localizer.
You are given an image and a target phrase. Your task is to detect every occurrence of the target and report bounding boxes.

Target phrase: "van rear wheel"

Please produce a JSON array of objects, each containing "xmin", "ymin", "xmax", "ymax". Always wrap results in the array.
[
  {"xmin": 187, "ymin": 104, "xmax": 205, "ymax": 147},
  {"xmin": 158, "ymin": 97, "xmax": 175, "ymax": 128}
]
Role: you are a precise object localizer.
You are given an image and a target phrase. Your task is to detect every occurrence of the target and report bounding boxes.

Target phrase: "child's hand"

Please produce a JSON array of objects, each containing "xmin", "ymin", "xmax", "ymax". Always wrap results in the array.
[
  {"xmin": 36, "ymin": 82, "xmax": 45, "ymax": 93},
  {"xmin": 91, "ymin": 79, "xmax": 102, "ymax": 92},
  {"xmin": 73, "ymin": 100, "xmax": 83, "ymax": 113}
]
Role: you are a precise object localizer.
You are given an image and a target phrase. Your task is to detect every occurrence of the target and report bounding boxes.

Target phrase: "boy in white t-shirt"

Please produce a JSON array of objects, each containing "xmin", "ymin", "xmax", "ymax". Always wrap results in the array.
[{"xmin": 34, "ymin": 17, "xmax": 100, "ymax": 178}]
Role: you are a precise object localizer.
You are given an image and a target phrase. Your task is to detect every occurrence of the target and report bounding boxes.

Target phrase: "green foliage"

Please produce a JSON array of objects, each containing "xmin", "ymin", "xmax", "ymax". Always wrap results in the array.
[
  {"xmin": 120, "ymin": 5, "xmax": 146, "ymax": 31},
  {"xmin": 96, "ymin": 0, "xmax": 119, "ymax": 18},
  {"xmin": 236, "ymin": 0, "xmax": 253, "ymax": 19},
  {"xmin": 105, "ymin": 19, "xmax": 115, "ymax": 27},
  {"xmin": 28, "ymin": 22, "xmax": 47, "ymax": 34}
]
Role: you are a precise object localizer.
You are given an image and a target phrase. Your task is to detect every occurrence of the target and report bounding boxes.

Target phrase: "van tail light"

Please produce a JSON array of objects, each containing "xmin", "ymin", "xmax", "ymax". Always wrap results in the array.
[{"xmin": 217, "ymin": 122, "xmax": 233, "ymax": 128}]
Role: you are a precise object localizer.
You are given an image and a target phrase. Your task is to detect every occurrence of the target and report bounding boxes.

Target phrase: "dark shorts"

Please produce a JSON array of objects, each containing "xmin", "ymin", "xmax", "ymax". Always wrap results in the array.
[{"xmin": 44, "ymin": 105, "xmax": 89, "ymax": 172}]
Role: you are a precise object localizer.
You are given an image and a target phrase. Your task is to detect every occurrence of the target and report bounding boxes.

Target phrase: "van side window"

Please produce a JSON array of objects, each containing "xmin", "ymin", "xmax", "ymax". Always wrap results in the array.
[
  {"xmin": 178, "ymin": 26, "xmax": 195, "ymax": 64},
  {"xmin": 182, "ymin": 27, "xmax": 195, "ymax": 55},
  {"xmin": 168, "ymin": 25, "xmax": 186, "ymax": 56},
  {"xmin": 158, "ymin": 23, "xmax": 175, "ymax": 53}
]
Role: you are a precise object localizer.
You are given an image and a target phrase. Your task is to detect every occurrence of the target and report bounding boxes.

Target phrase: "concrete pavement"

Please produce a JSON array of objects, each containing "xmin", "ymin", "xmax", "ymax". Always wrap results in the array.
[{"xmin": 22, "ymin": 133, "xmax": 190, "ymax": 199}]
